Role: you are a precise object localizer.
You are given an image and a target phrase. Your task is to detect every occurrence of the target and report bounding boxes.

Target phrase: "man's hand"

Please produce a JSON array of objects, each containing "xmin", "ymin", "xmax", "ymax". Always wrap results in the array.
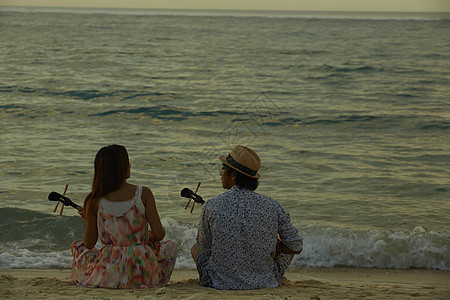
[
  {"xmin": 280, "ymin": 241, "xmax": 302, "ymax": 255},
  {"xmin": 191, "ymin": 243, "xmax": 201, "ymax": 263}
]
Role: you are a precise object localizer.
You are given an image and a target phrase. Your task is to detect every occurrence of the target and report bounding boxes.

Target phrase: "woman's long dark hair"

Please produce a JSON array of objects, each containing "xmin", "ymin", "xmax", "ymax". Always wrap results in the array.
[{"xmin": 84, "ymin": 145, "xmax": 130, "ymax": 210}]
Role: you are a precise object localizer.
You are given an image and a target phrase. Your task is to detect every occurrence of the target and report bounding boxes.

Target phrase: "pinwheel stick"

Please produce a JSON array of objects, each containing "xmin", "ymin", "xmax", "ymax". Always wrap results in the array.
[
  {"xmin": 184, "ymin": 181, "xmax": 201, "ymax": 213},
  {"xmin": 53, "ymin": 184, "xmax": 68, "ymax": 215}
]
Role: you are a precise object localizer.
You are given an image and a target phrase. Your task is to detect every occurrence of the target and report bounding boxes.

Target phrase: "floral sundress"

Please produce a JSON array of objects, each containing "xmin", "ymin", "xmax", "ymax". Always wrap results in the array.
[{"xmin": 71, "ymin": 186, "xmax": 177, "ymax": 288}]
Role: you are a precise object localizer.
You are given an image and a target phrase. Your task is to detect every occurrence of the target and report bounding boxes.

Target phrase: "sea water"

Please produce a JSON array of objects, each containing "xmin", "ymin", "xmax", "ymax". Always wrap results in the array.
[{"xmin": 0, "ymin": 7, "xmax": 449, "ymax": 270}]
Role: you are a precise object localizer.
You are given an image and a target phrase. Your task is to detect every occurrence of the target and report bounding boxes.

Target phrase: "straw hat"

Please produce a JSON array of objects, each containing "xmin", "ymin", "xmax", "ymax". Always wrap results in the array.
[{"xmin": 219, "ymin": 145, "xmax": 261, "ymax": 178}]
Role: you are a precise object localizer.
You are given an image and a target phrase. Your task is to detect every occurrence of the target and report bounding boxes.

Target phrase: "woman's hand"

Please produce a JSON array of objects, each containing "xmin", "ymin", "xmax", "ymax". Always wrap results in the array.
[{"xmin": 77, "ymin": 206, "xmax": 86, "ymax": 219}]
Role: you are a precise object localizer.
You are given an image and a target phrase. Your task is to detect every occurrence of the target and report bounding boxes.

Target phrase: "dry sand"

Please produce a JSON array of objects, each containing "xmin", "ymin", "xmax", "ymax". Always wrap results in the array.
[{"xmin": 1, "ymin": 267, "xmax": 449, "ymax": 299}]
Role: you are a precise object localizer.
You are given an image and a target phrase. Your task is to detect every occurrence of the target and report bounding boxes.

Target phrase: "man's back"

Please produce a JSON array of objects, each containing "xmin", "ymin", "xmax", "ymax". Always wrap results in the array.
[{"xmin": 196, "ymin": 186, "xmax": 302, "ymax": 289}]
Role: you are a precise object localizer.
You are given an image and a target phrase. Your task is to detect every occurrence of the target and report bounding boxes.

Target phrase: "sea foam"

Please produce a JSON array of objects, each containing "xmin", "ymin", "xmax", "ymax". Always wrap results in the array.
[
  {"xmin": 294, "ymin": 224, "xmax": 449, "ymax": 270},
  {"xmin": 0, "ymin": 208, "xmax": 448, "ymax": 270}
]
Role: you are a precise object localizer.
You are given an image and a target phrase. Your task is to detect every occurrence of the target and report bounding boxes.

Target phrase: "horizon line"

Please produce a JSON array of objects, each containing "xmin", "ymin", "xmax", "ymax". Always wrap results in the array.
[{"xmin": 1, "ymin": 5, "xmax": 450, "ymax": 14}]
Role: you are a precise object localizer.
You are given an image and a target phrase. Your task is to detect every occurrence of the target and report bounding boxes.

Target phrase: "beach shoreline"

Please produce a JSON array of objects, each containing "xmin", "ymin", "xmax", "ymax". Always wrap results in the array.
[{"xmin": 1, "ymin": 267, "xmax": 449, "ymax": 299}]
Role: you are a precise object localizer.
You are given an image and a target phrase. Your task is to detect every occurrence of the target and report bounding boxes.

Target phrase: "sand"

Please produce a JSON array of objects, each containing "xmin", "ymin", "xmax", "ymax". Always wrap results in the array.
[{"xmin": 1, "ymin": 267, "xmax": 449, "ymax": 299}]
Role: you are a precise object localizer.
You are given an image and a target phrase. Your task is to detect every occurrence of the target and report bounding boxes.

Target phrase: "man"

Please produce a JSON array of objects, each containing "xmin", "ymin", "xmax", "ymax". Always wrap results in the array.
[{"xmin": 191, "ymin": 145, "xmax": 303, "ymax": 290}]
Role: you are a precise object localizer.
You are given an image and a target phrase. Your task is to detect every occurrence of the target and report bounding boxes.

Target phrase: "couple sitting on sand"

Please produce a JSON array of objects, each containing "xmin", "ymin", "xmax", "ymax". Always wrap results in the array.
[{"xmin": 71, "ymin": 144, "xmax": 303, "ymax": 290}]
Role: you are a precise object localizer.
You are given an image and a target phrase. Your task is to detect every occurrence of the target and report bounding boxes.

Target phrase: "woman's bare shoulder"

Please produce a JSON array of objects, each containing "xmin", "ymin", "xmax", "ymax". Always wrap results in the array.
[
  {"xmin": 141, "ymin": 186, "xmax": 155, "ymax": 206},
  {"xmin": 141, "ymin": 185, "xmax": 153, "ymax": 194}
]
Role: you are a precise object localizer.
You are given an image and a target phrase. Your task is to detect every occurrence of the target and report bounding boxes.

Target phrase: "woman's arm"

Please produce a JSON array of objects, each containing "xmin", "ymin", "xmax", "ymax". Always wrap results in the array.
[
  {"xmin": 142, "ymin": 186, "xmax": 165, "ymax": 242},
  {"xmin": 83, "ymin": 198, "xmax": 98, "ymax": 249}
]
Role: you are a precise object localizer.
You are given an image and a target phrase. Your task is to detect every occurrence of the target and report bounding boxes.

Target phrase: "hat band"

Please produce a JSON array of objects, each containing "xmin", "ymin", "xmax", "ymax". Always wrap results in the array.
[{"xmin": 226, "ymin": 154, "xmax": 257, "ymax": 177}]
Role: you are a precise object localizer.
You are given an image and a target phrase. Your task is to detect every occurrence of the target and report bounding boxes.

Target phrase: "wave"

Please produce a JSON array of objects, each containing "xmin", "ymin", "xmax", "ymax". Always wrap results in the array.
[
  {"xmin": 46, "ymin": 90, "xmax": 114, "ymax": 101},
  {"xmin": 422, "ymin": 121, "xmax": 450, "ymax": 130},
  {"xmin": 265, "ymin": 115, "xmax": 450, "ymax": 132},
  {"xmin": 0, "ymin": 86, "xmax": 174, "ymax": 102},
  {"xmin": 0, "ymin": 87, "xmax": 278, "ymax": 121},
  {"xmin": 88, "ymin": 106, "xmax": 251, "ymax": 121},
  {"xmin": 0, "ymin": 104, "xmax": 27, "ymax": 111},
  {"xmin": 0, "ymin": 86, "xmax": 111, "ymax": 101},
  {"xmin": 0, "ymin": 207, "xmax": 448, "ymax": 270},
  {"xmin": 0, "ymin": 207, "xmax": 83, "ymax": 246},
  {"xmin": 277, "ymin": 49, "xmax": 329, "ymax": 56},
  {"xmin": 294, "ymin": 224, "xmax": 449, "ymax": 270},
  {"xmin": 316, "ymin": 64, "xmax": 380, "ymax": 73},
  {"xmin": 263, "ymin": 115, "xmax": 381, "ymax": 127},
  {"xmin": 2, "ymin": 85, "xmax": 448, "ymax": 132},
  {"xmin": 307, "ymin": 64, "xmax": 384, "ymax": 80}
]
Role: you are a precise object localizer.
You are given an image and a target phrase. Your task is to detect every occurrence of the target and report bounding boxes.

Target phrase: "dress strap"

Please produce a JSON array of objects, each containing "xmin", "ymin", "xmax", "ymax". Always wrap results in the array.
[
  {"xmin": 135, "ymin": 185, "xmax": 142, "ymax": 200},
  {"xmin": 135, "ymin": 186, "xmax": 145, "ymax": 214},
  {"xmin": 99, "ymin": 185, "xmax": 143, "ymax": 217}
]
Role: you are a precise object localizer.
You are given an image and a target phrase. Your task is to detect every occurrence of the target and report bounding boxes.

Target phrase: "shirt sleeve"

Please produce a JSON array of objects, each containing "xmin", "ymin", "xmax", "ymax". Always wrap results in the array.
[
  {"xmin": 196, "ymin": 203, "xmax": 212, "ymax": 257},
  {"xmin": 277, "ymin": 203, "xmax": 303, "ymax": 252}
]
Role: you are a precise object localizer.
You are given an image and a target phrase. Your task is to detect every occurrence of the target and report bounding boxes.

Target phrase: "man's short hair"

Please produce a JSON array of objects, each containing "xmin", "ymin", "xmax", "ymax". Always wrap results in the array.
[{"xmin": 223, "ymin": 164, "xmax": 259, "ymax": 191}]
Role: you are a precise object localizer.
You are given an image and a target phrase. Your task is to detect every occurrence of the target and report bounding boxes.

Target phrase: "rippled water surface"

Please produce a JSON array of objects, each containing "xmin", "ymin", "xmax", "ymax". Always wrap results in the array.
[{"xmin": 0, "ymin": 8, "xmax": 449, "ymax": 269}]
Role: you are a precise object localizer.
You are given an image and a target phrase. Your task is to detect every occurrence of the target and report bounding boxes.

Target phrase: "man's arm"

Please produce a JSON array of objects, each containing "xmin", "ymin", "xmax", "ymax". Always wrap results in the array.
[
  {"xmin": 277, "ymin": 203, "xmax": 303, "ymax": 254},
  {"xmin": 280, "ymin": 241, "xmax": 302, "ymax": 254},
  {"xmin": 193, "ymin": 204, "xmax": 212, "ymax": 261}
]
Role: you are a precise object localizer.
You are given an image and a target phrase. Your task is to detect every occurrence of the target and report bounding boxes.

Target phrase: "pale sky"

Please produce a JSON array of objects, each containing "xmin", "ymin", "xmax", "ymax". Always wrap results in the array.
[{"xmin": 1, "ymin": 0, "xmax": 450, "ymax": 13}]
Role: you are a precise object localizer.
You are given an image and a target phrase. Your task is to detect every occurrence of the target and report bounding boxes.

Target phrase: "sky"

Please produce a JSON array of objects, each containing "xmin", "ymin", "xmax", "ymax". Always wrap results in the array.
[{"xmin": 2, "ymin": 0, "xmax": 450, "ymax": 13}]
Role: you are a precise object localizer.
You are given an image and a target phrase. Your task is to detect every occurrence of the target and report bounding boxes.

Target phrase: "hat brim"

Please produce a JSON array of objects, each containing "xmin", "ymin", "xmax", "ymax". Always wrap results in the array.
[{"xmin": 219, "ymin": 155, "xmax": 261, "ymax": 179}]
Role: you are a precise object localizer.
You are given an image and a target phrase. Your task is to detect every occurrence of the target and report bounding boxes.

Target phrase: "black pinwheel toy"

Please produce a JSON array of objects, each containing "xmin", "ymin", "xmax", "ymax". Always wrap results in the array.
[
  {"xmin": 48, "ymin": 191, "xmax": 81, "ymax": 210},
  {"xmin": 181, "ymin": 182, "xmax": 204, "ymax": 213}
]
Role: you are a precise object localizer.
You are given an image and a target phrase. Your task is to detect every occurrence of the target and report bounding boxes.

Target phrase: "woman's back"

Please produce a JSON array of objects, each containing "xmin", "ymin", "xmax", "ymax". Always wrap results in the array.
[
  {"xmin": 98, "ymin": 185, "xmax": 148, "ymax": 246},
  {"xmin": 71, "ymin": 185, "xmax": 177, "ymax": 288},
  {"xmin": 71, "ymin": 145, "xmax": 177, "ymax": 289}
]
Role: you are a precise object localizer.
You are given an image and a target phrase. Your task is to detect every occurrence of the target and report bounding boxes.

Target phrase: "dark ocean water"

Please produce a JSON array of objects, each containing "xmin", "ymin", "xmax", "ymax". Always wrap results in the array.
[{"xmin": 0, "ymin": 7, "xmax": 449, "ymax": 270}]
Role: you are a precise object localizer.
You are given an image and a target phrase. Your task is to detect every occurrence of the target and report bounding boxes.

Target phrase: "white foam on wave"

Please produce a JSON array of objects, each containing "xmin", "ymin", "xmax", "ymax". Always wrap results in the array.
[
  {"xmin": 0, "ymin": 217, "xmax": 199, "ymax": 269},
  {"xmin": 162, "ymin": 218, "xmax": 198, "ymax": 269},
  {"xmin": 1, "ymin": 219, "xmax": 448, "ymax": 270},
  {"xmin": 0, "ymin": 239, "xmax": 72, "ymax": 269},
  {"xmin": 293, "ymin": 225, "xmax": 449, "ymax": 270},
  {"xmin": 164, "ymin": 219, "xmax": 450, "ymax": 270}
]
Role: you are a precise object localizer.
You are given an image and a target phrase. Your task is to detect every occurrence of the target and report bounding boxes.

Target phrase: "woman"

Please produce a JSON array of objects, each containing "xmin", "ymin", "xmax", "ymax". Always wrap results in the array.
[{"xmin": 71, "ymin": 145, "xmax": 177, "ymax": 288}]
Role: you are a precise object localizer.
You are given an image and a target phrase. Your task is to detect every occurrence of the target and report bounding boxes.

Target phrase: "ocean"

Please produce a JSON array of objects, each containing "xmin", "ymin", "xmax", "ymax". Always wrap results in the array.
[{"xmin": 0, "ymin": 7, "xmax": 449, "ymax": 270}]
